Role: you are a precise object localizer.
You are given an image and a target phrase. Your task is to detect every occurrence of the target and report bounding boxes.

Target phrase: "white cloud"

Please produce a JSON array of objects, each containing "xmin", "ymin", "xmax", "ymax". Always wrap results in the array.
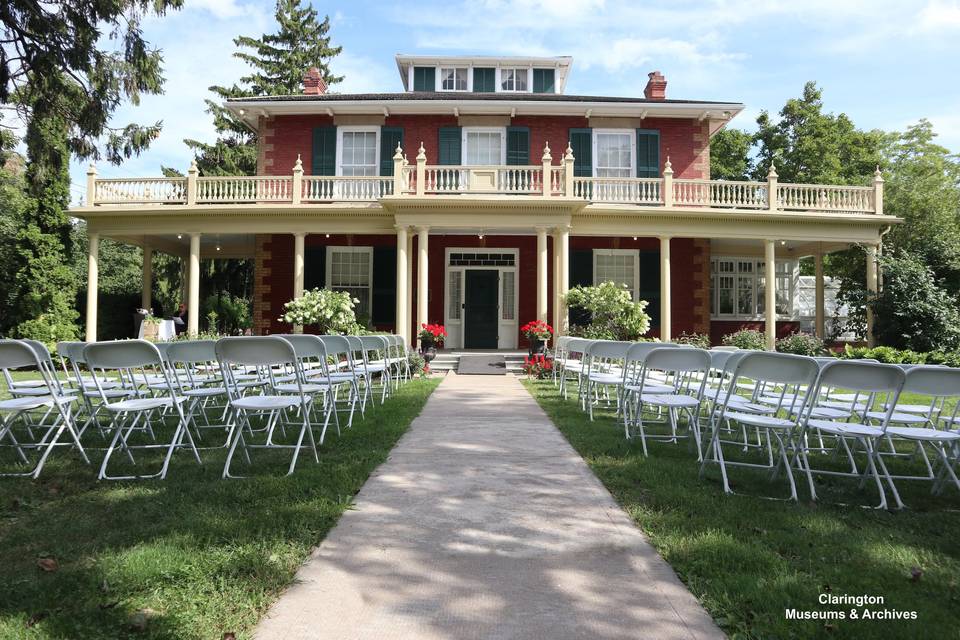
[{"xmin": 916, "ymin": 0, "xmax": 960, "ymax": 30}]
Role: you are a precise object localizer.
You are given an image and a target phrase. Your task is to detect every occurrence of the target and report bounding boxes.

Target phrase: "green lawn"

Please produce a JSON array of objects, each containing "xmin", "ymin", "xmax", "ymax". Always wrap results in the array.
[
  {"xmin": 523, "ymin": 379, "xmax": 960, "ymax": 640},
  {"xmin": 0, "ymin": 377, "xmax": 440, "ymax": 639}
]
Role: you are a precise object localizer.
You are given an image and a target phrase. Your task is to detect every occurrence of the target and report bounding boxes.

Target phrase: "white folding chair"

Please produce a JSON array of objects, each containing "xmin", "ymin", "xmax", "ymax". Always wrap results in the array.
[
  {"xmin": 700, "ymin": 352, "xmax": 820, "ymax": 501},
  {"xmin": 581, "ymin": 341, "xmax": 632, "ymax": 419},
  {"xmin": 558, "ymin": 338, "xmax": 592, "ymax": 400},
  {"xmin": 164, "ymin": 340, "xmax": 233, "ymax": 447},
  {"xmin": 84, "ymin": 340, "xmax": 201, "ymax": 480},
  {"xmin": 217, "ymin": 336, "xmax": 319, "ymax": 478},
  {"xmin": 0, "ymin": 340, "xmax": 87, "ymax": 477},
  {"xmin": 798, "ymin": 360, "xmax": 907, "ymax": 509},
  {"xmin": 316, "ymin": 335, "xmax": 362, "ymax": 427},
  {"xmin": 275, "ymin": 334, "xmax": 341, "ymax": 445}
]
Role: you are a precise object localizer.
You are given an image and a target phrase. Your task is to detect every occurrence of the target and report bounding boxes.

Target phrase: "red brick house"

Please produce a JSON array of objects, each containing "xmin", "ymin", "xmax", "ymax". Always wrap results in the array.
[{"xmin": 75, "ymin": 54, "xmax": 892, "ymax": 349}]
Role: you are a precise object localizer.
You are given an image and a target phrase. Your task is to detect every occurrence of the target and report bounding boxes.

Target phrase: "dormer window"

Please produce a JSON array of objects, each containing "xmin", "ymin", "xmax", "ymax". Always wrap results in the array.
[
  {"xmin": 500, "ymin": 68, "xmax": 528, "ymax": 92},
  {"xmin": 440, "ymin": 67, "xmax": 468, "ymax": 91}
]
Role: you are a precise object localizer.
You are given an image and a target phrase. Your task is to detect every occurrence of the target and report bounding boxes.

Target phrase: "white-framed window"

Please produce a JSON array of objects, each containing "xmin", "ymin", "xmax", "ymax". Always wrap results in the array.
[
  {"xmin": 500, "ymin": 67, "xmax": 529, "ymax": 92},
  {"xmin": 593, "ymin": 249, "xmax": 640, "ymax": 300},
  {"xmin": 440, "ymin": 67, "xmax": 468, "ymax": 91},
  {"xmin": 326, "ymin": 246, "xmax": 373, "ymax": 318},
  {"xmin": 462, "ymin": 127, "xmax": 506, "ymax": 165},
  {"xmin": 593, "ymin": 129, "xmax": 635, "ymax": 178},
  {"xmin": 710, "ymin": 257, "xmax": 797, "ymax": 319},
  {"xmin": 336, "ymin": 127, "xmax": 379, "ymax": 177}
]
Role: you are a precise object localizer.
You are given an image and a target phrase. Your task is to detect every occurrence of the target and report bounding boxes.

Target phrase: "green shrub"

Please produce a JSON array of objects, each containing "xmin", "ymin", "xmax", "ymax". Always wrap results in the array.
[
  {"xmin": 564, "ymin": 282, "xmax": 651, "ymax": 341},
  {"xmin": 676, "ymin": 332, "xmax": 710, "ymax": 349},
  {"xmin": 721, "ymin": 328, "xmax": 767, "ymax": 350},
  {"xmin": 838, "ymin": 344, "xmax": 960, "ymax": 366},
  {"xmin": 775, "ymin": 332, "xmax": 826, "ymax": 356},
  {"xmin": 278, "ymin": 288, "xmax": 362, "ymax": 334}
]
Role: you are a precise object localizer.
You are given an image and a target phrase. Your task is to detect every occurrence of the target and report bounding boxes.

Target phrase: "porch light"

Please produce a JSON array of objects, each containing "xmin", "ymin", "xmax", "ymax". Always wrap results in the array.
[
  {"xmin": 325, "ymin": 233, "xmax": 330, "ymax": 238},
  {"xmin": 177, "ymin": 234, "xmax": 182, "ymax": 239},
  {"xmin": 633, "ymin": 236, "xmax": 638, "ymax": 241}
]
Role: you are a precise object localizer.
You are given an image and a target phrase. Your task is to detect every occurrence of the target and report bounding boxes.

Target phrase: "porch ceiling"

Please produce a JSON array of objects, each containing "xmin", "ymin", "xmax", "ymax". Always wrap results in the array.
[{"xmin": 107, "ymin": 233, "xmax": 256, "ymax": 259}]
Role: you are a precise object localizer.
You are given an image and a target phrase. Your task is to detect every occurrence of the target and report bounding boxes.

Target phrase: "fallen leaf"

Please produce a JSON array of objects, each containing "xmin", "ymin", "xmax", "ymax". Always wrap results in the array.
[
  {"xmin": 36, "ymin": 558, "xmax": 59, "ymax": 572},
  {"xmin": 25, "ymin": 612, "xmax": 48, "ymax": 628},
  {"xmin": 911, "ymin": 567, "xmax": 923, "ymax": 582},
  {"xmin": 222, "ymin": 633, "xmax": 237, "ymax": 640},
  {"xmin": 128, "ymin": 608, "xmax": 158, "ymax": 632}
]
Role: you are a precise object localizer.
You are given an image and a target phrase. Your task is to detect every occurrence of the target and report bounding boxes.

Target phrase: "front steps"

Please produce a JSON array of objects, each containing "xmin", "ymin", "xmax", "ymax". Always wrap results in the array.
[{"xmin": 426, "ymin": 350, "xmax": 528, "ymax": 374}]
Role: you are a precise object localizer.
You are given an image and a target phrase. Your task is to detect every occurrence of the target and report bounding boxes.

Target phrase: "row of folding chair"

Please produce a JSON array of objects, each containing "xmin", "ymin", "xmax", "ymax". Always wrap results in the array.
[{"xmin": 0, "ymin": 334, "xmax": 412, "ymax": 480}]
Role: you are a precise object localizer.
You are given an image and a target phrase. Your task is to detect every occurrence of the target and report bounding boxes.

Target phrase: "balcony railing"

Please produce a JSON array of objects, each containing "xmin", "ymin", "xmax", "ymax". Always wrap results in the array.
[{"xmin": 83, "ymin": 143, "xmax": 884, "ymax": 215}]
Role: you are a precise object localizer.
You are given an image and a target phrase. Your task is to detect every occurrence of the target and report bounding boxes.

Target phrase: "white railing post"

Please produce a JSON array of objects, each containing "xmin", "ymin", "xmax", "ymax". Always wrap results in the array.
[
  {"xmin": 291, "ymin": 155, "xmax": 303, "ymax": 205},
  {"xmin": 187, "ymin": 160, "xmax": 198, "ymax": 205},
  {"xmin": 86, "ymin": 162, "xmax": 97, "ymax": 206},
  {"xmin": 767, "ymin": 164, "xmax": 778, "ymax": 212},
  {"xmin": 873, "ymin": 166, "xmax": 884, "ymax": 215},
  {"xmin": 563, "ymin": 142, "xmax": 575, "ymax": 197},
  {"xmin": 393, "ymin": 144, "xmax": 405, "ymax": 195},
  {"xmin": 662, "ymin": 156, "xmax": 673, "ymax": 207},
  {"xmin": 541, "ymin": 142, "xmax": 552, "ymax": 197},
  {"xmin": 415, "ymin": 142, "xmax": 426, "ymax": 196}
]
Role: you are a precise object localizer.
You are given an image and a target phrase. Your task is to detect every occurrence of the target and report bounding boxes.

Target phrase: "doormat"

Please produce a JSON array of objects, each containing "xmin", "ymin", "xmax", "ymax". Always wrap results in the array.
[{"xmin": 457, "ymin": 355, "xmax": 507, "ymax": 375}]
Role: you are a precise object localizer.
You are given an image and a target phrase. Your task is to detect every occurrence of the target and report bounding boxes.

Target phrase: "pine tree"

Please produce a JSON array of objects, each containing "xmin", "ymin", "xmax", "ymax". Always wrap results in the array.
[{"xmin": 184, "ymin": 0, "xmax": 343, "ymax": 176}]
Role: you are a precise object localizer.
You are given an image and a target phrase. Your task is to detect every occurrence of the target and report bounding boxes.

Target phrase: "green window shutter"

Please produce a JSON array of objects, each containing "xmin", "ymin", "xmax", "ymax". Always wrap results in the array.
[
  {"xmin": 473, "ymin": 68, "xmax": 495, "ymax": 92},
  {"xmin": 532, "ymin": 69, "xmax": 556, "ymax": 94},
  {"xmin": 636, "ymin": 129, "xmax": 660, "ymax": 178},
  {"xmin": 568, "ymin": 250, "xmax": 594, "ymax": 327},
  {"xmin": 304, "ymin": 245, "xmax": 326, "ymax": 292},
  {"xmin": 506, "ymin": 126, "xmax": 530, "ymax": 165},
  {"xmin": 372, "ymin": 246, "xmax": 397, "ymax": 325},
  {"xmin": 413, "ymin": 66, "xmax": 435, "ymax": 92},
  {"xmin": 438, "ymin": 127, "xmax": 462, "ymax": 165},
  {"xmin": 311, "ymin": 126, "xmax": 337, "ymax": 176},
  {"xmin": 569, "ymin": 128, "xmax": 592, "ymax": 177},
  {"xmin": 379, "ymin": 127, "xmax": 404, "ymax": 176}
]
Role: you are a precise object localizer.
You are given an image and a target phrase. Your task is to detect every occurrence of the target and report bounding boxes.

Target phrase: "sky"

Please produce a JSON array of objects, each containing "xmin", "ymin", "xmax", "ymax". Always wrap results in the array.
[{"xmin": 66, "ymin": 0, "xmax": 960, "ymax": 205}]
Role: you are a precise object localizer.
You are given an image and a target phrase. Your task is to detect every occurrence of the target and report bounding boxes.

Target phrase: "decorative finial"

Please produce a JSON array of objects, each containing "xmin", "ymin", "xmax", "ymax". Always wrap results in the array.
[
  {"xmin": 767, "ymin": 163, "xmax": 778, "ymax": 179},
  {"xmin": 873, "ymin": 165, "xmax": 883, "ymax": 182},
  {"xmin": 664, "ymin": 156, "xmax": 672, "ymax": 170},
  {"xmin": 542, "ymin": 142, "xmax": 552, "ymax": 162},
  {"xmin": 416, "ymin": 142, "xmax": 426, "ymax": 162},
  {"xmin": 293, "ymin": 154, "xmax": 303, "ymax": 171},
  {"xmin": 393, "ymin": 143, "xmax": 403, "ymax": 160},
  {"xmin": 403, "ymin": 153, "xmax": 409, "ymax": 166},
  {"xmin": 188, "ymin": 159, "xmax": 198, "ymax": 173},
  {"xmin": 87, "ymin": 161, "xmax": 97, "ymax": 174},
  {"xmin": 564, "ymin": 141, "xmax": 573, "ymax": 161}
]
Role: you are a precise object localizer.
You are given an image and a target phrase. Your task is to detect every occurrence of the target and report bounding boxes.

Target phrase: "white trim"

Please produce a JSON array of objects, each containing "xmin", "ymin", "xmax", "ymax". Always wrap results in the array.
[
  {"xmin": 592, "ymin": 248, "xmax": 640, "ymax": 300},
  {"xmin": 499, "ymin": 67, "xmax": 530, "ymax": 93},
  {"xmin": 443, "ymin": 247, "xmax": 519, "ymax": 349},
  {"xmin": 709, "ymin": 255, "xmax": 798, "ymax": 321},
  {"xmin": 325, "ymin": 245, "xmax": 374, "ymax": 317},
  {"xmin": 438, "ymin": 66, "xmax": 469, "ymax": 92},
  {"xmin": 335, "ymin": 126, "xmax": 380, "ymax": 177},
  {"xmin": 461, "ymin": 127, "xmax": 507, "ymax": 166},
  {"xmin": 592, "ymin": 128, "xmax": 636, "ymax": 178}
]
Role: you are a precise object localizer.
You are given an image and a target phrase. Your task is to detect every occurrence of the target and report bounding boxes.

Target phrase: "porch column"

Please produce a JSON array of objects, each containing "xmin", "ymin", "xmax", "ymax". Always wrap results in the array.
[
  {"xmin": 866, "ymin": 244, "xmax": 879, "ymax": 347},
  {"xmin": 536, "ymin": 227, "xmax": 548, "ymax": 322},
  {"xmin": 85, "ymin": 233, "xmax": 99, "ymax": 342},
  {"xmin": 764, "ymin": 239, "xmax": 776, "ymax": 350},
  {"xmin": 395, "ymin": 226, "xmax": 409, "ymax": 344},
  {"xmin": 558, "ymin": 226, "xmax": 570, "ymax": 334},
  {"xmin": 814, "ymin": 251, "xmax": 826, "ymax": 339},
  {"xmin": 417, "ymin": 226, "xmax": 429, "ymax": 345},
  {"xmin": 552, "ymin": 233, "xmax": 561, "ymax": 335},
  {"xmin": 141, "ymin": 245, "xmax": 153, "ymax": 312},
  {"xmin": 659, "ymin": 236, "xmax": 672, "ymax": 341},
  {"xmin": 293, "ymin": 232, "xmax": 306, "ymax": 333},
  {"xmin": 188, "ymin": 233, "xmax": 201, "ymax": 337},
  {"xmin": 406, "ymin": 232, "xmax": 414, "ymax": 344}
]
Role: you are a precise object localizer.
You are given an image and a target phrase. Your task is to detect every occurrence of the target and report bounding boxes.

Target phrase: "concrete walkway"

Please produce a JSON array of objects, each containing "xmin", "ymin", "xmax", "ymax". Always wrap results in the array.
[{"xmin": 255, "ymin": 373, "xmax": 723, "ymax": 640}]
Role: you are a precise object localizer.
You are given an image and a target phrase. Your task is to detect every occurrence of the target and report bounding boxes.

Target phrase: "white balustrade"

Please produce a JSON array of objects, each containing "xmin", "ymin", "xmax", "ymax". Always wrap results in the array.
[
  {"xmin": 94, "ymin": 178, "xmax": 186, "ymax": 204},
  {"xmin": 573, "ymin": 177, "xmax": 661, "ymax": 204},
  {"xmin": 423, "ymin": 166, "xmax": 469, "ymax": 193},
  {"xmin": 302, "ymin": 176, "xmax": 394, "ymax": 201},
  {"xmin": 497, "ymin": 166, "xmax": 541, "ymax": 193},
  {"xmin": 549, "ymin": 167, "xmax": 565, "ymax": 195},
  {"xmin": 196, "ymin": 176, "xmax": 292, "ymax": 203},
  {"xmin": 777, "ymin": 183, "xmax": 874, "ymax": 213}
]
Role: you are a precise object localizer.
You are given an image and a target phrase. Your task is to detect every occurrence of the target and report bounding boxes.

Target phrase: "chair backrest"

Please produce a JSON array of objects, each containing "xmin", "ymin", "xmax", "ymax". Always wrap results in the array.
[
  {"xmin": 816, "ymin": 360, "xmax": 906, "ymax": 394},
  {"xmin": 84, "ymin": 340, "xmax": 164, "ymax": 370},
  {"xmin": 319, "ymin": 335, "xmax": 351, "ymax": 359},
  {"xmin": 277, "ymin": 334, "xmax": 328, "ymax": 360},
  {"xmin": 644, "ymin": 347, "xmax": 711, "ymax": 373},
  {"xmin": 359, "ymin": 335, "xmax": 387, "ymax": 357},
  {"xmin": 903, "ymin": 366, "xmax": 960, "ymax": 398},
  {"xmin": 733, "ymin": 352, "xmax": 820, "ymax": 386},
  {"xmin": 165, "ymin": 340, "xmax": 217, "ymax": 365},
  {"xmin": 565, "ymin": 338, "xmax": 592, "ymax": 357},
  {"xmin": 0, "ymin": 339, "xmax": 41, "ymax": 370},
  {"xmin": 215, "ymin": 336, "xmax": 296, "ymax": 367},
  {"xmin": 585, "ymin": 340, "xmax": 631, "ymax": 361}
]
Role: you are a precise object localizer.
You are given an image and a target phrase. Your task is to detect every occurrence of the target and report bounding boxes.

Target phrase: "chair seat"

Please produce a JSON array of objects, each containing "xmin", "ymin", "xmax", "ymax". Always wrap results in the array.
[
  {"xmin": 818, "ymin": 399, "xmax": 868, "ymax": 412},
  {"xmin": 231, "ymin": 396, "xmax": 300, "ymax": 411},
  {"xmin": 11, "ymin": 380, "xmax": 46, "ymax": 389},
  {"xmin": 0, "ymin": 396, "xmax": 73, "ymax": 411},
  {"xmin": 183, "ymin": 387, "xmax": 226, "ymax": 398},
  {"xmin": 639, "ymin": 393, "xmax": 700, "ymax": 408},
  {"xmin": 274, "ymin": 383, "xmax": 329, "ymax": 394},
  {"xmin": 104, "ymin": 397, "xmax": 182, "ymax": 412},
  {"xmin": 806, "ymin": 405, "xmax": 851, "ymax": 419},
  {"xmin": 806, "ymin": 419, "xmax": 882, "ymax": 438},
  {"xmin": 883, "ymin": 403, "xmax": 933, "ymax": 415},
  {"xmin": 85, "ymin": 388, "xmax": 137, "ymax": 399},
  {"xmin": 887, "ymin": 426, "xmax": 960, "ymax": 442},
  {"xmin": 588, "ymin": 372, "xmax": 623, "ymax": 384},
  {"xmin": 722, "ymin": 410, "xmax": 797, "ymax": 430},
  {"xmin": 865, "ymin": 410, "xmax": 929, "ymax": 425},
  {"xmin": 624, "ymin": 382, "xmax": 675, "ymax": 395}
]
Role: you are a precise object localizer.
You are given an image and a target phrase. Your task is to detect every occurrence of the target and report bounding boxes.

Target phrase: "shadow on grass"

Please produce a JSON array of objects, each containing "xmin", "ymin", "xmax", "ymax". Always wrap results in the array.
[
  {"xmin": 524, "ymin": 379, "xmax": 960, "ymax": 640},
  {"xmin": 0, "ymin": 378, "xmax": 441, "ymax": 640}
]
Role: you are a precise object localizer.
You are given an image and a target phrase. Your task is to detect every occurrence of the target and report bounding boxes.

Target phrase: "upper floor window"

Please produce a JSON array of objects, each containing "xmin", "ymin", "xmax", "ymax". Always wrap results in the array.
[
  {"xmin": 500, "ymin": 68, "xmax": 528, "ymax": 92},
  {"xmin": 463, "ymin": 127, "xmax": 505, "ymax": 165},
  {"xmin": 593, "ymin": 130, "xmax": 634, "ymax": 178},
  {"xmin": 337, "ymin": 127, "xmax": 379, "ymax": 176},
  {"xmin": 440, "ymin": 67, "xmax": 468, "ymax": 91}
]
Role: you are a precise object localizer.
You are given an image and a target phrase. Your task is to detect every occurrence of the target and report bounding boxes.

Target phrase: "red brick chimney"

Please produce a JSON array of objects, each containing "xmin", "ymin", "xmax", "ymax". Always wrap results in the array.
[
  {"xmin": 303, "ymin": 67, "xmax": 327, "ymax": 95},
  {"xmin": 644, "ymin": 71, "xmax": 667, "ymax": 100}
]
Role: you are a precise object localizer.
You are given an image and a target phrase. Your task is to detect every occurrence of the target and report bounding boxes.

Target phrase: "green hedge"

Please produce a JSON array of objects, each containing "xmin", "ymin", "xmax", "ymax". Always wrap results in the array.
[{"xmin": 840, "ymin": 344, "xmax": 960, "ymax": 367}]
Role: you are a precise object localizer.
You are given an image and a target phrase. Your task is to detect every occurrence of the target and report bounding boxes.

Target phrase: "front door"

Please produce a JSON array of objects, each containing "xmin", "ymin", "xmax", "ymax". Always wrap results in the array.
[{"xmin": 463, "ymin": 270, "xmax": 499, "ymax": 349}]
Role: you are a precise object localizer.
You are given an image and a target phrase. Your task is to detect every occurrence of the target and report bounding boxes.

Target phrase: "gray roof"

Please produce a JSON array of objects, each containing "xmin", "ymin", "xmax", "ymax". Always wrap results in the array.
[{"xmin": 226, "ymin": 91, "xmax": 740, "ymax": 106}]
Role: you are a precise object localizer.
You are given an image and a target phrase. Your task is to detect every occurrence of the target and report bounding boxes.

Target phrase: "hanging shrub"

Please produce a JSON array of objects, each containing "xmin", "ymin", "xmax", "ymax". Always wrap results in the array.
[
  {"xmin": 564, "ymin": 282, "xmax": 651, "ymax": 341},
  {"xmin": 279, "ymin": 288, "xmax": 362, "ymax": 334}
]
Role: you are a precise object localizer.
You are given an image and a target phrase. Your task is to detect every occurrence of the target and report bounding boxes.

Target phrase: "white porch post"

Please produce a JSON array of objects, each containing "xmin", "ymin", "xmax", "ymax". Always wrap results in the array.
[
  {"xmin": 558, "ymin": 226, "xmax": 570, "ymax": 334},
  {"xmin": 814, "ymin": 251, "xmax": 826, "ymax": 339},
  {"xmin": 395, "ymin": 226, "xmax": 409, "ymax": 344},
  {"xmin": 417, "ymin": 226, "xmax": 429, "ymax": 345},
  {"xmin": 141, "ymin": 245, "xmax": 153, "ymax": 312},
  {"xmin": 536, "ymin": 227, "xmax": 548, "ymax": 322},
  {"xmin": 552, "ymin": 231, "xmax": 561, "ymax": 334},
  {"xmin": 659, "ymin": 236, "xmax": 672, "ymax": 341},
  {"xmin": 866, "ymin": 244, "xmax": 879, "ymax": 348},
  {"xmin": 293, "ymin": 232, "xmax": 306, "ymax": 333},
  {"xmin": 764, "ymin": 239, "xmax": 777, "ymax": 350},
  {"xmin": 406, "ymin": 231, "xmax": 414, "ymax": 344},
  {"xmin": 85, "ymin": 233, "xmax": 100, "ymax": 342},
  {"xmin": 188, "ymin": 233, "xmax": 201, "ymax": 337}
]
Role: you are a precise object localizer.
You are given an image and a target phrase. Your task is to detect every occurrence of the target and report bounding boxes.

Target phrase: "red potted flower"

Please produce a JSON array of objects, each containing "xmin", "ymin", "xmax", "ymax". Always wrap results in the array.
[
  {"xmin": 418, "ymin": 322, "xmax": 447, "ymax": 364},
  {"xmin": 520, "ymin": 319, "xmax": 553, "ymax": 356}
]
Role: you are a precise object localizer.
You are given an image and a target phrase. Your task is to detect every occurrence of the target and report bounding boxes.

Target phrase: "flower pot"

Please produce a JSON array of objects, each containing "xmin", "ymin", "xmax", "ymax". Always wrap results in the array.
[
  {"xmin": 142, "ymin": 322, "xmax": 159, "ymax": 341},
  {"xmin": 528, "ymin": 337, "xmax": 547, "ymax": 357},
  {"xmin": 420, "ymin": 336, "xmax": 437, "ymax": 363}
]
